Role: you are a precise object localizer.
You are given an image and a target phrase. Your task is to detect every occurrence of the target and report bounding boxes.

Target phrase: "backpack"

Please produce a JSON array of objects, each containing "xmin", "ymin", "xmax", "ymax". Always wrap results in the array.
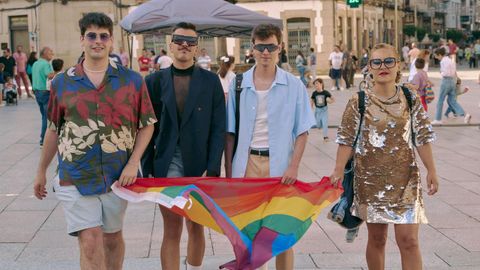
[{"xmin": 232, "ymin": 74, "xmax": 244, "ymax": 156}]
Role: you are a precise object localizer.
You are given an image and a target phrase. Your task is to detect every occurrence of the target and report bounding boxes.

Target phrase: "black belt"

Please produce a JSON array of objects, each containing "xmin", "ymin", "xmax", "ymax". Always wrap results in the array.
[{"xmin": 250, "ymin": 149, "xmax": 269, "ymax": 157}]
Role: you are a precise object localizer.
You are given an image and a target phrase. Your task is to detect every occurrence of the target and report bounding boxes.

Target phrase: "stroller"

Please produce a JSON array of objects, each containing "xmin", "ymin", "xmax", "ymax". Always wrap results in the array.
[{"xmin": 3, "ymin": 84, "xmax": 18, "ymax": 105}]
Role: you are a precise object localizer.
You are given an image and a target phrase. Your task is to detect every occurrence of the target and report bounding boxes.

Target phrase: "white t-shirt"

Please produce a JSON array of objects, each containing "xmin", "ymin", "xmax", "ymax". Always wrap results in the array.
[
  {"xmin": 329, "ymin": 52, "xmax": 344, "ymax": 69},
  {"xmin": 156, "ymin": 55, "xmax": 173, "ymax": 69},
  {"xmin": 197, "ymin": 55, "xmax": 212, "ymax": 70},
  {"xmin": 440, "ymin": 56, "xmax": 456, "ymax": 77},
  {"xmin": 250, "ymin": 89, "xmax": 270, "ymax": 149},
  {"xmin": 219, "ymin": 71, "xmax": 236, "ymax": 94}
]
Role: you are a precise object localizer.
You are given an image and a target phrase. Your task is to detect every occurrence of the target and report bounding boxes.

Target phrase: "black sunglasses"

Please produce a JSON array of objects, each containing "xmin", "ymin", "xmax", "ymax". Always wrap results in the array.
[
  {"xmin": 84, "ymin": 32, "xmax": 111, "ymax": 43},
  {"xmin": 369, "ymin": 57, "xmax": 398, "ymax": 69},
  {"xmin": 253, "ymin": 43, "xmax": 279, "ymax": 53},
  {"xmin": 172, "ymin": 34, "xmax": 198, "ymax": 47}
]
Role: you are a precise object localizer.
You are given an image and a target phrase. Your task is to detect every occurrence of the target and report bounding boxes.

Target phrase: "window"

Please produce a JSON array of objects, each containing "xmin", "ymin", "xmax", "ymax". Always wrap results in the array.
[
  {"xmin": 143, "ymin": 34, "xmax": 167, "ymax": 55},
  {"xmin": 287, "ymin": 17, "xmax": 311, "ymax": 67}
]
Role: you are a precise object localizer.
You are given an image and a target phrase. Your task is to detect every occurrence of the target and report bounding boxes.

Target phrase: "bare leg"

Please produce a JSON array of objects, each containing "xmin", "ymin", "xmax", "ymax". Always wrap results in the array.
[
  {"xmin": 186, "ymin": 220, "xmax": 205, "ymax": 267},
  {"xmin": 366, "ymin": 223, "xmax": 388, "ymax": 270},
  {"xmin": 275, "ymin": 248, "xmax": 294, "ymax": 270},
  {"xmin": 394, "ymin": 224, "xmax": 422, "ymax": 270},
  {"xmin": 78, "ymin": 227, "xmax": 107, "ymax": 270},
  {"xmin": 103, "ymin": 231, "xmax": 125, "ymax": 270},
  {"xmin": 160, "ymin": 205, "xmax": 184, "ymax": 270}
]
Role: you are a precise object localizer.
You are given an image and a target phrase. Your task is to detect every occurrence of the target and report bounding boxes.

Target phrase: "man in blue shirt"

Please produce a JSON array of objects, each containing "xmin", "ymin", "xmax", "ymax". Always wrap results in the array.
[{"xmin": 225, "ymin": 24, "xmax": 315, "ymax": 270}]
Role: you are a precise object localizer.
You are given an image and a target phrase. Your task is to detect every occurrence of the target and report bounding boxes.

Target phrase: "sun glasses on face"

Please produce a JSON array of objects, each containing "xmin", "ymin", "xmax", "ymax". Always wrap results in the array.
[
  {"xmin": 369, "ymin": 57, "xmax": 398, "ymax": 70},
  {"xmin": 253, "ymin": 43, "xmax": 279, "ymax": 53},
  {"xmin": 172, "ymin": 35, "xmax": 198, "ymax": 47},
  {"xmin": 84, "ymin": 32, "xmax": 111, "ymax": 43}
]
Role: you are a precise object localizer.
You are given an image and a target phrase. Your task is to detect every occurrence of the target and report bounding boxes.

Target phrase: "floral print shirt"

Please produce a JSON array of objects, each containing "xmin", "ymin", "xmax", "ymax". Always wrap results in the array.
[{"xmin": 48, "ymin": 60, "xmax": 157, "ymax": 195}]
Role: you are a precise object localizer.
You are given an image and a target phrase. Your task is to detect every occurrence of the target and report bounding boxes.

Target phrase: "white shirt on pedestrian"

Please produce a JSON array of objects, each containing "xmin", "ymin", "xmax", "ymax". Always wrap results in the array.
[
  {"xmin": 440, "ymin": 56, "xmax": 456, "ymax": 78},
  {"xmin": 329, "ymin": 52, "xmax": 343, "ymax": 69},
  {"xmin": 219, "ymin": 71, "xmax": 236, "ymax": 94},
  {"xmin": 197, "ymin": 55, "xmax": 212, "ymax": 70},
  {"xmin": 250, "ymin": 89, "xmax": 270, "ymax": 149},
  {"xmin": 156, "ymin": 55, "xmax": 173, "ymax": 69}
]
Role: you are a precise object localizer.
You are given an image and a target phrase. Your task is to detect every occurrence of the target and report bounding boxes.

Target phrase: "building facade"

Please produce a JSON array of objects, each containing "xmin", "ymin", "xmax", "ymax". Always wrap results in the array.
[{"xmin": 0, "ymin": 0, "xmax": 134, "ymax": 67}]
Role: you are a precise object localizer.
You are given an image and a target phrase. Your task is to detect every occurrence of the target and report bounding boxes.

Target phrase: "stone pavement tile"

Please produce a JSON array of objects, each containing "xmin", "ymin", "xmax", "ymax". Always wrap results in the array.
[
  {"xmin": 0, "ymin": 243, "xmax": 25, "ymax": 260},
  {"xmin": 39, "ymin": 207, "xmax": 68, "ymax": 231},
  {"xmin": 456, "ymin": 181, "xmax": 480, "ymax": 196},
  {"xmin": 294, "ymin": 222, "xmax": 339, "ymax": 254},
  {"xmin": 452, "ymin": 204, "xmax": 480, "ymax": 222},
  {"xmin": 0, "ymin": 144, "xmax": 36, "ymax": 165},
  {"xmin": 125, "ymin": 238, "xmax": 151, "ymax": 258},
  {"xmin": 0, "ymin": 260, "xmax": 80, "ymax": 270},
  {"xmin": 0, "ymin": 195, "xmax": 15, "ymax": 213},
  {"xmin": 27, "ymin": 229, "xmax": 77, "ymax": 248},
  {"xmin": 416, "ymin": 225, "xmax": 467, "ymax": 253},
  {"xmin": 6, "ymin": 195, "xmax": 58, "ymax": 212},
  {"xmin": 0, "ymin": 211, "xmax": 51, "ymax": 242},
  {"xmin": 434, "ymin": 183, "xmax": 480, "ymax": 205},
  {"xmin": 311, "ymin": 252, "xmax": 447, "ymax": 269},
  {"xmin": 435, "ymin": 251, "xmax": 480, "ymax": 267},
  {"xmin": 16, "ymin": 246, "xmax": 80, "ymax": 262},
  {"xmin": 438, "ymin": 228, "xmax": 480, "ymax": 252},
  {"xmin": 423, "ymin": 199, "xmax": 480, "ymax": 229}
]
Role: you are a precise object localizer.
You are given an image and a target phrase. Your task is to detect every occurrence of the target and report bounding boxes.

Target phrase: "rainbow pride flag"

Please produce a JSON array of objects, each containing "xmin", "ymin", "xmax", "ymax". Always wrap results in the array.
[{"xmin": 112, "ymin": 177, "xmax": 341, "ymax": 270}]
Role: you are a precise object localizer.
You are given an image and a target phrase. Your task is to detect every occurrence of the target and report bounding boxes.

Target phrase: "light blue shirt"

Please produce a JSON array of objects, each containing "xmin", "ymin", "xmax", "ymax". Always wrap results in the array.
[{"xmin": 227, "ymin": 66, "xmax": 315, "ymax": 177}]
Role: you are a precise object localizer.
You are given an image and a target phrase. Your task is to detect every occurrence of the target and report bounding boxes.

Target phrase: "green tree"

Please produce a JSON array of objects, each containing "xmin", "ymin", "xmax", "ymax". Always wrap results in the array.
[
  {"xmin": 446, "ymin": 29, "xmax": 464, "ymax": 43},
  {"xmin": 429, "ymin": 33, "xmax": 441, "ymax": 43},
  {"xmin": 403, "ymin": 25, "xmax": 416, "ymax": 37},
  {"xmin": 417, "ymin": 27, "xmax": 427, "ymax": 42},
  {"xmin": 472, "ymin": 30, "xmax": 480, "ymax": 40}
]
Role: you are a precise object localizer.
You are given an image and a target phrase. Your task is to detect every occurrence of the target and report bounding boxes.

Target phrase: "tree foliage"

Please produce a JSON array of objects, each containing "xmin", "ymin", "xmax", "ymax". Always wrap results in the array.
[
  {"xmin": 446, "ymin": 29, "xmax": 464, "ymax": 43},
  {"xmin": 403, "ymin": 25, "xmax": 416, "ymax": 37}
]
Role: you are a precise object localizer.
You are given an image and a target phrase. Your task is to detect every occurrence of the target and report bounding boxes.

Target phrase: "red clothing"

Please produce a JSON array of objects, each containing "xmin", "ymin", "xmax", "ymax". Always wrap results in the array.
[
  {"xmin": 138, "ymin": 56, "xmax": 151, "ymax": 72},
  {"xmin": 448, "ymin": 44, "xmax": 457, "ymax": 55}
]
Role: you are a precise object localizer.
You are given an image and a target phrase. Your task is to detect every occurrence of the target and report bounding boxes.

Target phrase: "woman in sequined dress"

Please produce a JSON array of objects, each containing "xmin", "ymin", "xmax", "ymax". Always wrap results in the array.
[{"xmin": 330, "ymin": 43, "xmax": 439, "ymax": 270}]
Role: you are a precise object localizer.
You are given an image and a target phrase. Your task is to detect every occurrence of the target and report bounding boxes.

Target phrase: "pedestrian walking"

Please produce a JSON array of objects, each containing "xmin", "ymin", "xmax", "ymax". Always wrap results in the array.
[
  {"xmin": 310, "ymin": 78, "xmax": 334, "ymax": 141},
  {"xmin": 342, "ymin": 49, "xmax": 354, "ymax": 89},
  {"xmin": 197, "ymin": 48, "xmax": 212, "ymax": 71},
  {"xmin": 448, "ymin": 39, "xmax": 458, "ymax": 62},
  {"xmin": 0, "ymin": 49, "xmax": 16, "ymax": 82},
  {"xmin": 154, "ymin": 49, "xmax": 173, "ymax": 70},
  {"xmin": 141, "ymin": 22, "xmax": 225, "ymax": 270},
  {"xmin": 408, "ymin": 43, "xmax": 420, "ymax": 64},
  {"xmin": 431, "ymin": 47, "xmax": 472, "ymax": 125},
  {"xmin": 45, "ymin": 58, "xmax": 64, "ymax": 92},
  {"xmin": 329, "ymin": 45, "xmax": 344, "ymax": 90},
  {"xmin": 408, "ymin": 49, "xmax": 430, "ymax": 82},
  {"xmin": 225, "ymin": 23, "xmax": 315, "ymax": 270},
  {"xmin": 138, "ymin": 48, "xmax": 151, "ymax": 76},
  {"xmin": 13, "ymin": 45, "xmax": 34, "ymax": 98},
  {"xmin": 474, "ymin": 40, "xmax": 480, "ymax": 67},
  {"xmin": 31, "ymin": 47, "xmax": 54, "ymax": 146},
  {"xmin": 402, "ymin": 42, "xmax": 410, "ymax": 70},
  {"xmin": 26, "ymin": 51, "xmax": 37, "ymax": 85},
  {"xmin": 295, "ymin": 51, "xmax": 308, "ymax": 87},
  {"xmin": 330, "ymin": 43, "xmax": 438, "ymax": 270},
  {"xmin": 409, "ymin": 58, "xmax": 430, "ymax": 111},
  {"xmin": 308, "ymin": 47, "xmax": 317, "ymax": 79},
  {"xmin": 218, "ymin": 55, "xmax": 235, "ymax": 100},
  {"xmin": 279, "ymin": 47, "xmax": 292, "ymax": 72},
  {"xmin": 33, "ymin": 12, "xmax": 156, "ymax": 270}
]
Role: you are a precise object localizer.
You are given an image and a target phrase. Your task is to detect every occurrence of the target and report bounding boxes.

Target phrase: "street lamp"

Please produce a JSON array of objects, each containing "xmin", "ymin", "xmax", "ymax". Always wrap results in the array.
[{"xmin": 395, "ymin": 0, "xmax": 398, "ymax": 51}]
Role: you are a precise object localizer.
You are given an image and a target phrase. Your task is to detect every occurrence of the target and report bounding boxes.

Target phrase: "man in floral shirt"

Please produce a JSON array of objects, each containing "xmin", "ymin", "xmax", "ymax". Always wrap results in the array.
[{"xmin": 33, "ymin": 12, "xmax": 156, "ymax": 270}]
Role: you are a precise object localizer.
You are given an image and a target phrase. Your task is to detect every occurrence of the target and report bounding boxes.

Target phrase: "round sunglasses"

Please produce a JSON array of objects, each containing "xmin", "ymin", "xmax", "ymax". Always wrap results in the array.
[
  {"xmin": 369, "ymin": 57, "xmax": 398, "ymax": 69},
  {"xmin": 84, "ymin": 32, "xmax": 111, "ymax": 43}
]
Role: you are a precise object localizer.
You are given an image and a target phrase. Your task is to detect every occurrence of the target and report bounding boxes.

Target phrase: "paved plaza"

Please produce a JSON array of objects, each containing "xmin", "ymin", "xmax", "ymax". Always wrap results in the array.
[{"xmin": 0, "ymin": 68, "xmax": 479, "ymax": 269}]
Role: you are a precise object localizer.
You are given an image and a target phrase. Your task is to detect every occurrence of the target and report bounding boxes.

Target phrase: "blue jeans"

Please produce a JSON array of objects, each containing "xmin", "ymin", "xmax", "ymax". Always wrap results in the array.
[
  {"xmin": 34, "ymin": 90, "xmax": 50, "ymax": 144},
  {"xmin": 167, "ymin": 146, "xmax": 184, "ymax": 177},
  {"xmin": 297, "ymin": 66, "xmax": 308, "ymax": 86},
  {"xmin": 435, "ymin": 78, "xmax": 465, "ymax": 121},
  {"xmin": 314, "ymin": 106, "xmax": 329, "ymax": 137}
]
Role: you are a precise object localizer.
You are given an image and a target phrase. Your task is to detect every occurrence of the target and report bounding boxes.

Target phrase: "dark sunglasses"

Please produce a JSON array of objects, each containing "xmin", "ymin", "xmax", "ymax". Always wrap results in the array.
[
  {"xmin": 172, "ymin": 34, "xmax": 198, "ymax": 47},
  {"xmin": 253, "ymin": 43, "xmax": 279, "ymax": 53},
  {"xmin": 369, "ymin": 57, "xmax": 398, "ymax": 69},
  {"xmin": 84, "ymin": 32, "xmax": 111, "ymax": 43}
]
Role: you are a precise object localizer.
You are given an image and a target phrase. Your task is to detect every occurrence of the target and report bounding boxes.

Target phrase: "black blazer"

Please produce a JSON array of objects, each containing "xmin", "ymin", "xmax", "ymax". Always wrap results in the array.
[{"xmin": 142, "ymin": 66, "xmax": 226, "ymax": 177}]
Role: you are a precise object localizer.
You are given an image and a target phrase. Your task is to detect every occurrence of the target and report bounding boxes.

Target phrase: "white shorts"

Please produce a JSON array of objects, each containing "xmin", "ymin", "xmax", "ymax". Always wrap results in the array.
[{"xmin": 53, "ymin": 176, "xmax": 128, "ymax": 236}]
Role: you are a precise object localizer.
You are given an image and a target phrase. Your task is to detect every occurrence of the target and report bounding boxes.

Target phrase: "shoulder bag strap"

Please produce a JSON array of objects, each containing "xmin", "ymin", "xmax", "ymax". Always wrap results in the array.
[
  {"xmin": 233, "ymin": 74, "xmax": 243, "ymax": 156},
  {"xmin": 400, "ymin": 86, "xmax": 416, "ymax": 146},
  {"xmin": 353, "ymin": 91, "xmax": 365, "ymax": 148}
]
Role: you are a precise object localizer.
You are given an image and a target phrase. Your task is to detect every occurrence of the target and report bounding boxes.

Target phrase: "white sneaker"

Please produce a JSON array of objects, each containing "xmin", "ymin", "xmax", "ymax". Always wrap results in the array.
[
  {"xmin": 331, "ymin": 86, "xmax": 336, "ymax": 91},
  {"xmin": 340, "ymin": 87, "xmax": 345, "ymax": 91},
  {"xmin": 464, "ymin": 114, "xmax": 472, "ymax": 124},
  {"xmin": 431, "ymin": 120, "xmax": 443, "ymax": 125}
]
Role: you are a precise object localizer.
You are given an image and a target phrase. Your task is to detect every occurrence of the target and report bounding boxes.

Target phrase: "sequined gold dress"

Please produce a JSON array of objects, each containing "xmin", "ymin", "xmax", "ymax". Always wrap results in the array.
[{"xmin": 336, "ymin": 87, "xmax": 435, "ymax": 224}]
